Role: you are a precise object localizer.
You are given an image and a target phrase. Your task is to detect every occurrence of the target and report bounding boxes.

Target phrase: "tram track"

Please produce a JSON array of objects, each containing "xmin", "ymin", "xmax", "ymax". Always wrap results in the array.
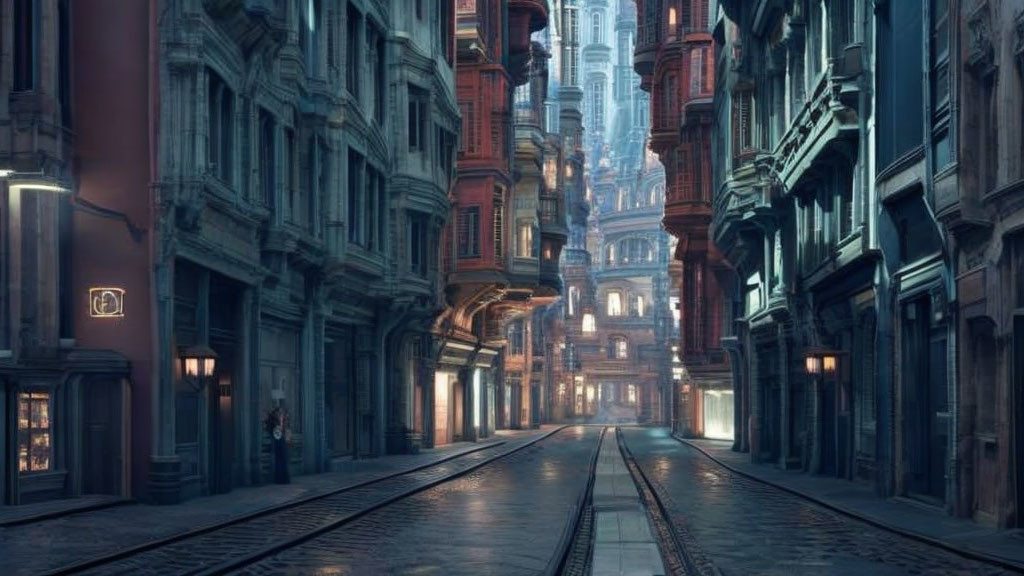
[
  {"xmin": 550, "ymin": 426, "xmax": 605, "ymax": 576},
  {"xmin": 41, "ymin": 426, "xmax": 567, "ymax": 576},
  {"xmin": 616, "ymin": 427, "xmax": 720, "ymax": 576}
]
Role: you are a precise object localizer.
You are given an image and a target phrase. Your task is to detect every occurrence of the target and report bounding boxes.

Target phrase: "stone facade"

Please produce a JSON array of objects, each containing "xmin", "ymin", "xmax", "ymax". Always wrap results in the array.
[
  {"xmin": 635, "ymin": 0, "xmax": 732, "ymax": 438},
  {"xmin": 710, "ymin": 0, "xmax": 1024, "ymax": 531},
  {"xmin": 945, "ymin": 0, "xmax": 1024, "ymax": 529}
]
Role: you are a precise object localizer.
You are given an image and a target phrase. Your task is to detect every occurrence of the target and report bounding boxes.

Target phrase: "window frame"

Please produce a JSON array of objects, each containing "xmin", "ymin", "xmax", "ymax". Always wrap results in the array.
[{"xmin": 18, "ymin": 390, "xmax": 52, "ymax": 474}]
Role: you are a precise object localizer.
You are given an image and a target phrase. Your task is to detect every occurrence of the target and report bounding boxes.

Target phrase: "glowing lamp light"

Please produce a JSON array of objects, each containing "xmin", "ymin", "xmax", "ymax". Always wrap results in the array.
[
  {"xmin": 181, "ymin": 345, "xmax": 218, "ymax": 379},
  {"xmin": 805, "ymin": 355, "xmax": 822, "ymax": 376},
  {"xmin": 822, "ymin": 355, "xmax": 837, "ymax": 375}
]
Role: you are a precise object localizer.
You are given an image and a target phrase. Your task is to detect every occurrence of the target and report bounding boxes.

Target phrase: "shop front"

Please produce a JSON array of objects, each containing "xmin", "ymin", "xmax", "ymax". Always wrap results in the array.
[{"xmin": 2, "ymin": 352, "xmax": 131, "ymax": 505}]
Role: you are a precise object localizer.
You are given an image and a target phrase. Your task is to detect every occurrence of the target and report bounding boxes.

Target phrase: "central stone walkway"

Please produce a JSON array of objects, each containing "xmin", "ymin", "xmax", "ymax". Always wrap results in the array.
[{"xmin": 590, "ymin": 427, "xmax": 666, "ymax": 576}]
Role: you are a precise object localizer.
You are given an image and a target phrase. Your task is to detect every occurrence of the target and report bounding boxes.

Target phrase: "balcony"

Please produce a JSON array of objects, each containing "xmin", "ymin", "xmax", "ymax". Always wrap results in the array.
[
  {"xmin": 508, "ymin": 0, "xmax": 550, "ymax": 32},
  {"xmin": 711, "ymin": 162, "xmax": 776, "ymax": 264},
  {"xmin": 634, "ymin": 21, "xmax": 660, "ymax": 78}
]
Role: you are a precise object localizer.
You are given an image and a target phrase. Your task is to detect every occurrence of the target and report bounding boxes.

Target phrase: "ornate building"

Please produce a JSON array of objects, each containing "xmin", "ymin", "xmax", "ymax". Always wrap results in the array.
[
  {"xmin": 437, "ymin": 0, "xmax": 565, "ymax": 439},
  {"xmin": 635, "ymin": 0, "xmax": 732, "ymax": 438},
  {"xmin": 46, "ymin": 0, "xmax": 460, "ymax": 505},
  {"xmin": 552, "ymin": 0, "xmax": 669, "ymax": 424},
  {"xmin": 0, "ymin": 0, "xmax": 133, "ymax": 505},
  {"xmin": 946, "ymin": 0, "xmax": 1024, "ymax": 528}
]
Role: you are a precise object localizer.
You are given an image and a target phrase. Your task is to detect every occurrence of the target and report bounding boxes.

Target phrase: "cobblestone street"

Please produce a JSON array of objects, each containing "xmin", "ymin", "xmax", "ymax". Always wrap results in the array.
[
  {"xmin": 3, "ymin": 425, "xmax": 1022, "ymax": 575},
  {"xmin": 619, "ymin": 427, "xmax": 1019, "ymax": 576}
]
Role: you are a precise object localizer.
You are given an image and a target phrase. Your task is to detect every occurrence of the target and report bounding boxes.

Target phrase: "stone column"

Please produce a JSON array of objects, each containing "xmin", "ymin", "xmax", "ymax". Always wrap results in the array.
[
  {"xmin": 779, "ymin": 323, "xmax": 791, "ymax": 469},
  {"xmin": 148, "ymin": 185, "xmax": 180, "ymax": 503}
]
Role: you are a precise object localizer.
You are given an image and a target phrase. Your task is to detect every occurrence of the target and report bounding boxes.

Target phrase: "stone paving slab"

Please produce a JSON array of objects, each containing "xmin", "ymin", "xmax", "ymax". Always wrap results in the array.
[
  {"xmin": 591, "ymin": 428, "xmax": 667, "ymax": 576},
  {"xmin": 231, "ymin": 425, "xmax": 603, "ymax": 576},
  {"xmin": 0, "ymin": 427, "xmax": 550, "ymax": 575},
  {"xmin": 679, "ymin": 435, "xmax": 1024, "ymax": 571},
  {"xmin": 621, "ymin": 427, "xmax": 1016, "ymax": 575},
  {"xmin": 0, "ymin": 495, "xmax": 130, "ymax": 527}
]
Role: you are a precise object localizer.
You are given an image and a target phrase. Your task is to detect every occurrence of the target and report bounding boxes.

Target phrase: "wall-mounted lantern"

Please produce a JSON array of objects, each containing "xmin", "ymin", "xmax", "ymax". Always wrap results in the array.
[
  {"xmin": 804, "ymin": 348, "xmax": 840, "ymax": 376},
  {"xmin": 180, "ymin": 345, "xmax": 217, "ymax": 390}
]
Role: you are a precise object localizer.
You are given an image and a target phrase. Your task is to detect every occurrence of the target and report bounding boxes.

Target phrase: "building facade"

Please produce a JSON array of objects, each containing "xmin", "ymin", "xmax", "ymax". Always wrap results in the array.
[
  {"xmin": 17, "ymin": 0, "xmax": 463, "ymax": 505},
  {"xmin": 708, "ymin": 0, "xmax": 1024, "ymax": 529},
  {"xmin": 0, "ymin": 0, "xmax": 133, "ymax": 505},
  {"xmin": 635, "ymin": 0, "xmax": 733, "ymax": 439},
  {"xmin": 945, "ymin": 0, "xmax": 1024, "ymax": 528}
]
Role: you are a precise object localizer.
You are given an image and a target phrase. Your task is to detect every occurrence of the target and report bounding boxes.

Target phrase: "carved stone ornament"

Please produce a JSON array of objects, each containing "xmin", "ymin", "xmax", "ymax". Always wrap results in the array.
[{"xmin": 967, "ymin": 1, "xmax": 997, "ymax": 78}]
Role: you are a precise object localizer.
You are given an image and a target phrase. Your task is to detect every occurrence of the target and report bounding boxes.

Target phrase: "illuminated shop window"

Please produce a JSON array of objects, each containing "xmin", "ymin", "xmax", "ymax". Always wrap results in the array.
[{"xmin": 18, "ymin": 391, "xmax": 51, "ymax": 473}]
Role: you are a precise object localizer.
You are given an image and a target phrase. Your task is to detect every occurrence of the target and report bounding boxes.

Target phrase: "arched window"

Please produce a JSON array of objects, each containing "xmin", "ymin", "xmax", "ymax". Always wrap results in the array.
[
  {"xmin": 592, "ymin": 12, "xmax": 603, "ymax": 44},
  {"xmin": 605, "ymin": 243, "xmax": 617, "ymax": 265},
  {"xmin": 568, "ymin": 285, "xmax": 580, "ymax": 317}
]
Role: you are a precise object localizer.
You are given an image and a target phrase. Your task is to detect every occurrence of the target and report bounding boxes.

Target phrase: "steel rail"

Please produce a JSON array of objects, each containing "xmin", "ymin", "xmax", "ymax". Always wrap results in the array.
[{"xmin": 40, "ymin": 436, "xmax": 524, "ymax": 576}]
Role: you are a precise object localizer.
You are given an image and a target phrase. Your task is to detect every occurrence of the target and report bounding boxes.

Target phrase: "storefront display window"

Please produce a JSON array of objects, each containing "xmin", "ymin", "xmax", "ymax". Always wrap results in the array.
[{"xmin": 18, "ymin": 391, "xmax": 52, "ymax": 473}]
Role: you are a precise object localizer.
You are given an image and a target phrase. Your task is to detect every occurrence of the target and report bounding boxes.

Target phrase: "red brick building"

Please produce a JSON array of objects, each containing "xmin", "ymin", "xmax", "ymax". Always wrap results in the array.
[{"xmin": 635, "ymin": 0, "xmax": 734, "ymax": 439}]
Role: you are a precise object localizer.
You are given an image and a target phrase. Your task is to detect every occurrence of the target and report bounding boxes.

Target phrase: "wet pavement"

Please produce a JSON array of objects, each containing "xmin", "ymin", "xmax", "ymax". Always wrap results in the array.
[
  {"xmin": 0, "ymin": 429, "xmax": 549, "ymax": 576},
  {"xmin": 619, "ymin": 427, "xmax": 1016, "ymax": 576},
  {"xmin": 234, "ymin": 425, "xmax": 602, "ymax": 575}
]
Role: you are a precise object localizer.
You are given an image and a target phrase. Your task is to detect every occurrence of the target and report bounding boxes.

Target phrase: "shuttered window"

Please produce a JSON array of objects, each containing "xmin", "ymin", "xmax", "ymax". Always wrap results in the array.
[{"xmin": 458, "ymin": 207, "xmax": 481, "ymax": 258}]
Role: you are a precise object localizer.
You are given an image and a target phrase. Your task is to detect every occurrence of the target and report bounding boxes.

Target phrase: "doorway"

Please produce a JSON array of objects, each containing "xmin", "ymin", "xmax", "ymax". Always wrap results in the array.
[
  {"xmin": 434, "ymin": 371, "xmax": 453, "ymax": 446},
  {"xmin": 821, "ymin": 377, "xmax": 837, "ymax": 476},
  {"xmin": 81, "ymin": 377, "xmax": 124, "ymax": 496},
  {"xmin": 902, "ymin": 296, "xmax": 948, "ymax": 503},
  {"xmin": 325, "ymin": 336, "xmax": 355, "ymax": 457}
]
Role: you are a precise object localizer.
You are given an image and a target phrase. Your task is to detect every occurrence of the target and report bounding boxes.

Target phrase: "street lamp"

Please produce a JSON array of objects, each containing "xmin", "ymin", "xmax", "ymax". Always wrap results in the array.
[
  {"xmin": 180, "ymin": 345, "xmax": 218, "ymax": 390},
  {"xmin": 2, "ymin": 171, "xmax": 70, "ymax": 194}
]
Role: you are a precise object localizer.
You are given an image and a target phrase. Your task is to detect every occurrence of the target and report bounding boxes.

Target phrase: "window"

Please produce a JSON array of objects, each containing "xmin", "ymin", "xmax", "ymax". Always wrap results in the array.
[
  {"xmin": 346, "ymin": 4, "xmax": 361, "ymax": 96},
  {"xmin": 369, "ymin": 25, "xmax": 386, "ymax": 123},
  {"xmin": 409, "ymin": 86, "xmax": 429, "ymax": 153},
  {"xmin": 301, "ymin": 0, "xmax": 320, "ymax": 77},
  {"xmin": 348, "ymin": 149, "xmax": 365, "ymax": 245},
  {"xmin": 458, "ymin": 207, "xmax": 481, "ymax": 258},
  {"xmin": 13, "ymin": 0, "xmax": 36, "ymax": 92},
  {"xmin": 605, "ymin": 243, "xmax": 616, "ymax": 265},
  {"xmin": 439, "ymin": 0, "xmax": 454, "ymax": 63},
  {"xmin": 207, "ymin": 71, "xmax": 234, "ymax": 185},
  {"xmin": 508, "ymin": 321, "xmax": 525, "ymax": 356},
  {"xmin": 259, "ymin": 111, "xmax": 276, "ymax": 210},
  {"xmin": 18, "ymin": 391, "xmax": 51, "ymax": 473},
  {"xmin": 416, "ymin": 0, "xmax": 424, "ymax": 19},
  {"xmin": 568, "ymin": 285, "xmax": 580, "ymax": 317},
  {"xmin": 592, "ymin": 12, "xmax": 603, "ymax": 44},
  {"xmin": 877, "ymin": 0, "xmax": 924, "ymax": 170},
  {"xmin": 806, "ymin": 0, "xmax": 826, "ymax": 85},
  {"xmin": 409, "ymin": 212, "xmax": 430, "ymax": 276},
  {"xmin": 690, "ymin": 47, "xmax": 703, "ymax": 96},
  {"xmin": 592, "ymin": 82, "xmax": 605, "ymax": 129},
  {"xmin": 518, "ymin": 222, "xmax": 536, "ymax": 258},
  {"xmin": 582, "ymin": 313, "xmax": 596, "ymax": 333},
  {"xmin": 460, "ymin": 101, "xmax": 479, "ymax": 154},
  {"xmin": 607, "ymin": 291, "xmax": 623, "ymax": 316},
  {"xmin": 732, "ymin": 90, "xmax": 753, "ymax": 164},
  {"xmin": 610, "ymin": 337, "xmax": 628, "ymax": 359},
  {"xmin": 631, "ymin": 295, "xmax": 646, "ymax": 317},
  {"xmin": 366, "ymin": 165, "xmax": 385, "ymax": 251},
  {"xmin": 493, "ymin": 187, "xmax": 505, "ymax": 259},
  {"xmin": 285, "ymin": 129, "xmax": 298, "ymax": 222}
]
